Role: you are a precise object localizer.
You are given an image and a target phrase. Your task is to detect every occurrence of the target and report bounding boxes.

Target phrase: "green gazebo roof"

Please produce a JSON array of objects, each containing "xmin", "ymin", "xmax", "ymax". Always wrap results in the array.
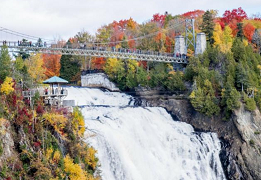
[{"xmin": 43, "ymin": 76, "xmax": 68, "ymax": 84}]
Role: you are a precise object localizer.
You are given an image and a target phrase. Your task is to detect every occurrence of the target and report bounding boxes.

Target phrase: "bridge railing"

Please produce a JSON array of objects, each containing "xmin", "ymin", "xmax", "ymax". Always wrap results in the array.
[{"xmin": 22, "ymin": 88, "xmax": 68, "ymax": 98}]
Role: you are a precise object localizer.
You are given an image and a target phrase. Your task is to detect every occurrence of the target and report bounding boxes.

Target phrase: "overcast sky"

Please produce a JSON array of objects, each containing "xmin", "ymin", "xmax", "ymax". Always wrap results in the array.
[{"xmin": 0, "ymin": 0, "xmax": 260, "ymax": 42}]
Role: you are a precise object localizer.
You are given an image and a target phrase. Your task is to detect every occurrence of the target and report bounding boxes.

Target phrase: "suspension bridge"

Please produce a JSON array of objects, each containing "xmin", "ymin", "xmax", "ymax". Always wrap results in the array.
[{"xmin": 0, "ymin": 19, "xmax": 206, "ymax": 64}]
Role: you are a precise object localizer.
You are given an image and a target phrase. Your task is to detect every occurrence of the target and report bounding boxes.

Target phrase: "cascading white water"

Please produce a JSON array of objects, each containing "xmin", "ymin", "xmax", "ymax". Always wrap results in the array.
[{"xmin": 65, "ymin": 87, "xmax": 226, "ymax": 180}]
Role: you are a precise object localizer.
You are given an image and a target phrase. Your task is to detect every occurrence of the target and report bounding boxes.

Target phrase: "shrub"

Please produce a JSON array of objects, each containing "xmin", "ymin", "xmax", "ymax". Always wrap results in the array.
[{"xmin": 249, "ymin": 139, "xmax": 255, "ymax": 146}]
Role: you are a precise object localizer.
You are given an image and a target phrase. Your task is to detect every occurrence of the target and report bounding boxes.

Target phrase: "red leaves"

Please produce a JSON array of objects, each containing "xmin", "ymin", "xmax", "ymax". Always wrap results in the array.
[
  {"xmin": 152, "ymin": 13, "xmax": 166, "ymax": 27},
  {"xmin": 36, "ymin": 104, "xmax": 44, "ymax": 115},
  {"xmin": 181, "ymin": 10, "xmax": 205, "ymax": 19},
  {"xmin": 221, "ymin": 7, "xmax": 247, "ymax": 25},
  {"xmin": 16, "ymin": 107, "xmax": 32, "ymax": 126},
  {"xmin": 243, "ymin": 23, "xmax": 255, "ymax": 42},
  {"xmin": 33, "ymin": 141, "xmax": 41, "ymax": 147}
]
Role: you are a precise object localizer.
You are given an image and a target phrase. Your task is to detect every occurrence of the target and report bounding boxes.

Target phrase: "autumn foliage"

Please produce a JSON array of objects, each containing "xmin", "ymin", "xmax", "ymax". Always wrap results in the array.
[
  {"xmin": 243, "ymin": 23, "xmax": 255, "ymax": 42},
  {"xmin": 42, "ymin": 54, "xmax": 61, "ymax": 78},
  {"xmin": 92, "ymin": 57, "xmax": 106, "ymax": 69}
]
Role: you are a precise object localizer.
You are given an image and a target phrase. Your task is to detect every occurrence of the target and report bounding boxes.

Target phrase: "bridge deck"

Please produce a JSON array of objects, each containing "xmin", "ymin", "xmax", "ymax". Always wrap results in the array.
[{"xmin": 0, "ymin": 41, "xmax": 188, "ymax": 64}]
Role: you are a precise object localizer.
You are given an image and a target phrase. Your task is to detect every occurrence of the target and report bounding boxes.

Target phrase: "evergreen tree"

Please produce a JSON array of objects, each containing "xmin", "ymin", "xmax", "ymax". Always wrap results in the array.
[
  {"xmin": 236, "ymin": 22, "xmax": 244, "ymax": 40},
  {"xmin": 0, "ymin": 45, "xmax": 11, "ymax": 81},
  {"xmin": 200, "ymin": 10, "xmax": 215, "ymax": 45},
  {"xmin": 236, "ymin": 62, "xmax": 248, "ymax": 91},
  {"xmin": 231, "ymin": 38, "xmax": 246, "ymax": 61},
  {"xmin": 60, "ymin": 55, "xmax": 81, "ymax": 82}
]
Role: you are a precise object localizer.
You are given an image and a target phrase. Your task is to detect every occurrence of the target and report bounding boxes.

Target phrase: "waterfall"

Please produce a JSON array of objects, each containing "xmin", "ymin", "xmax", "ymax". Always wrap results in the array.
[{"xmin": 65, "ymin": 87, "xmax": 226, "ymax": 180}]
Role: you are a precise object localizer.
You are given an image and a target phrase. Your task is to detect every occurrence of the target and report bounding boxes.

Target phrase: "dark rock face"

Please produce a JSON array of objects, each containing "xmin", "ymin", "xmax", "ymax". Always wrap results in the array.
[{"xmin": 141, "ymin": 97, "xmax": 261, "ymax": 180}]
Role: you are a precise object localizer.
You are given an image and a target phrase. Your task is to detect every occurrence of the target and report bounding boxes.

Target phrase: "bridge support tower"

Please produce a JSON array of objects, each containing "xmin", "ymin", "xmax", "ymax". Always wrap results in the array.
[
  {"xmin": 174, "ymin": 35, "xmax": 186, "ymax": 55},
  {"xmin": 195, "ymin": 33, "xmax": 207, "ymax": 55}
]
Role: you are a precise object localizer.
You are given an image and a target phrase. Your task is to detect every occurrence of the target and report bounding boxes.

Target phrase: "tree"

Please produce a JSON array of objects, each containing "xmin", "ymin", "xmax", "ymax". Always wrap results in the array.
[
  {"xmin": 221, "ymin": 26, "xmax": 234, "ymax": 52},
  {"xmin": 152, "ymin": 13, "xmax": 167, "ymax": 27},
  {"xmin": 252, "ymin": 29, "xmax": 261, "ymax": 54},
  {"xmin": 75, "ymin": 30, "xmax": 94, "ymax": 43},
  {"xmin": 60, "ymin": 55, "xmax": 81, "ymax": 82},
  {"xmin": 92, "ymin": 57, "xmax": 106, "ymax": 70},
  {"xmin": 189, "ymin": 79, "xmax": 220, "ymax": 116},
  {"xmin": 236, "ymin": 22, "xmax": 244, "ymax": 40},
  {"xmin": 231, "ymin": 38, "xmax": 246, "ymax": 61},
  {"xmin": 243, "ymin": 23, "xmax": 255, "ymax": 42},
  {"xmin": 221, "ymin": 7, "xmax": 247, "ymax": 24},
  {"xmin": 42, "ymin": 54, "xmax": 61, "ymax": 78},
  {"xmin": 222, "ymin": 87, "xmax": 241, "ymax": 111},
  {"xmin": 72, "ymin": 107, "xmax": 85, "ymax": 137},
  {"xmin": 200, "ymin": 10, "xmax": 215, "ymax": 44},
  {"xmin": 136, "ymin": 65, "xmax": 148, "ymax": 87},
  {"xmin": 236, "ymin": 62, "xmax": 248, "ymax": 91},
  {"xmin": 24, "ymin": 53, "xmax": 46, "ymax": 83},
  {"xmin": 0, "ymin": 45, "xmax": 11, "ymax": 81},
  {"xmin": 213, "ymin": 23, "xmax": 223, "ymax": 46},
  {"xmin": 103, "ymin": 58, "xmax": 126, "ymax": 89}
]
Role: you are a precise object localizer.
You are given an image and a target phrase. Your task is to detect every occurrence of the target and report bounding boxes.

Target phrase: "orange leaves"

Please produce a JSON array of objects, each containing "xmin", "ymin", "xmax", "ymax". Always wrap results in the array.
[
  {"xmin": 42, "ymin": 54, "xmax": 61, "ymax": 78},
  {"xmin": 155, "ymin": 32, "xmax": 162, "ymax": 42},
  {"xmin": 127, "ymin": 18, "xmax": 137, "ymax": 30},
  {"xmin": 165, "ymin": 36, "xmax": 172, "ymax": 53},
  {"xmin": 92, "ymin": 57, "xmax": 106, "ymax": 70},
  {"xmin": 128, "ymin": 36, "xmax": 135, "ymax": 49},
  {"xmin": 243, "ymin": 23, "xmax": 255, "ymax": 42}
]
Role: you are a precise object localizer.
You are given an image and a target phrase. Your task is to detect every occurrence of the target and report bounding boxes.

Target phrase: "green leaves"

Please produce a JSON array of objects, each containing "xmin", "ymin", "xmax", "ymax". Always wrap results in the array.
[{"xmin": 0, "ymin": 45, "xmax": 11, "ymax": 81}]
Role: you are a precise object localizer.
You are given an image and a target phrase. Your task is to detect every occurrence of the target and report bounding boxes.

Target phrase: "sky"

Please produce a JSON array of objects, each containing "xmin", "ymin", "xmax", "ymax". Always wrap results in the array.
[{"xmin": 0, "ymin": 0, "xmax": 260, "ymax": 42}]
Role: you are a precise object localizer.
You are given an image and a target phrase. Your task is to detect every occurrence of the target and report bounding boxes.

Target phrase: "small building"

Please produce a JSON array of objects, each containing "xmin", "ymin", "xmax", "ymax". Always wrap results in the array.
[{"xmin": 22, "ymin": 76, "xmax": 68, "ymax": 107}]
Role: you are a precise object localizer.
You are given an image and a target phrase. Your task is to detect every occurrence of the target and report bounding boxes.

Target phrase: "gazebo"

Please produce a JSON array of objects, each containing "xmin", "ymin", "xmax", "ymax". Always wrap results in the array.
[
  {"xmin": 42, "ymin": 76, "xmax": 68, "ymax": 106},
  {"xmin": 43, "ymin": 76, "xmax": 68, "ymax": 95}
]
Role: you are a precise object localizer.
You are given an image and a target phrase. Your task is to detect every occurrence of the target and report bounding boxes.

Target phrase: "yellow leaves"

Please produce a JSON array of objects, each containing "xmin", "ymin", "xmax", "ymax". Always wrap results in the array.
[
  {"xmin": 72, "ymin": 107, "xmax": 85, "ymax": 137},
  {"xmin": 42, "ymin": 112, "xmax": 67, "ymax": 134},
  {"xmin": 0, "ymin": 77, "xmax": 14, "ymax": 95},
  {"xmin": 64, "ymin": 155, "xmax": 88, "ymax": 180},
  {"xmin": 85, "ymin": 147, "xmax": 98, "ymax": 170},
  {"xmin": 168, "ymin": 70, "xmax": 176, "ymax": 76},
  {"xmin": 24, "ymin": 53, "xmax": 46, "ymax": 83},
  {"xmin": 104, "ymin": 58, "xmax": 124, "ymax": 79},
  {"xmin": 213, "ymin": 23, "xmax": 234, "ymax": 53},
  {"xmin": 46, "ymin": 147, "xmax": 54, "ymax": 160},
  {"xmin": 213, "ymin": 23, "xmax": 223, "ymax": 46},
  {"xmin": 221, "ymin": 26, "xmax": 233, "ymax": 52},
  {"xmin": 53, "ymin": 150, "xmax": 61, "ymax": 163},
  {"xmin": 189, "ymin": 91, "xmax": 196, "ymax": 99},
  {"xmin": 243, "ymin": 39, "xmax": 248, "ymax": 46},
  {"xmin": 127, "ymin": 59, "xmax": 138, "ymax": 74}
]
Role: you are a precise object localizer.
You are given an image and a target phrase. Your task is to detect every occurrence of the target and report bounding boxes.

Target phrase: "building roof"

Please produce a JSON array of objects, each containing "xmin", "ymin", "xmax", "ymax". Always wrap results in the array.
[{"xmin": 43, "ymin": 76, "xmax": 68, "ymax": 84}]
